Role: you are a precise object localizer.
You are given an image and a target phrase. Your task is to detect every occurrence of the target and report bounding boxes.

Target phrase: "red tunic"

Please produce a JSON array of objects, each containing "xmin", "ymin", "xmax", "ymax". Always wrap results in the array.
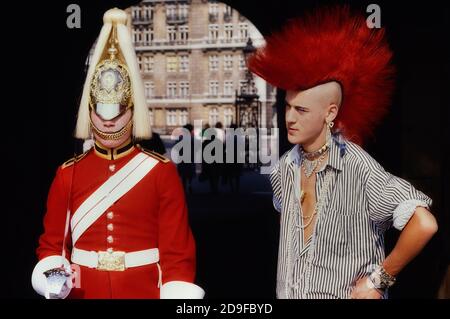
[{"xmin": 36, "ymin": 144, "xmax": 196, "ymax": 298}]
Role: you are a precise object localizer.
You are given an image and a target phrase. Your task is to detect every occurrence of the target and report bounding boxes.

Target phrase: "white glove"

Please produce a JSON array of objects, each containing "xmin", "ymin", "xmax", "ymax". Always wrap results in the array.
[{"xmin": 31, "ymin": 255, "xmax": 73, "ymax": 299}]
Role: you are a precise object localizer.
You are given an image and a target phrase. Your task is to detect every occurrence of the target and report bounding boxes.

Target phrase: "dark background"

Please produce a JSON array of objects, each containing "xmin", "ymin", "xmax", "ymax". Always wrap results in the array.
[{"xmin": 3, "ymin": 0, "xmax": 449, "ymax": 299}]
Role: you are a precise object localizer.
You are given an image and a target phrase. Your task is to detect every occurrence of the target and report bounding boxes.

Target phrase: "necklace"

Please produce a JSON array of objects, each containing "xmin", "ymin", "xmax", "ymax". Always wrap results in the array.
[
  {"xmin": 302, "ymin": 142, "xmax": 329, "ymax": 160},
  {"xmin": 299, "ymin": 168, "xmax": 333, "ymax": 229},
  {"xmin": 301, "ymin": 211, "xmax": 317, "ymax": 228},
  {"xmin": 300, "ymin": 140, "xmax": 330, "ymax": 178},
  {"xmin": 301, "ymin": 152, "xmax": 327, "ymax": 178}
]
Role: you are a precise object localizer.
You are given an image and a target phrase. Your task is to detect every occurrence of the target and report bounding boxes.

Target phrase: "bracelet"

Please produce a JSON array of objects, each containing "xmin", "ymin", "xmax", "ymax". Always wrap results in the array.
[
  {"xmin": 366, "ymin": 276, "xmax": 386, "ymax": 296},
  {"xmin": 368, "ymin": 265, "xmax": 396, "ymax": 290}
]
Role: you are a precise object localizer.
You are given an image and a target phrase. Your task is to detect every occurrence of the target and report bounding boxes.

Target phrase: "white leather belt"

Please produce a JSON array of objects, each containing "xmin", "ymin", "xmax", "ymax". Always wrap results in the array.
[{"xmin": 71, "ymin": 247, "xmax": 159, "ymax": 271}]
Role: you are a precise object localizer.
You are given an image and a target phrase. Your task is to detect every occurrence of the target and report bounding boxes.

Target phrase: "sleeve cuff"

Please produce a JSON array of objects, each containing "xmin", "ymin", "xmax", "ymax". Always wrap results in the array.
[
  {"xmin": 393, "ymin": 199, "xmax": 430, "ymax": 230},
  {"xmin": 160, "ymin": 281, "xmax": 205, "ymax": 299},
  {"xmin": 31, "ymin": 255, "xmax": 72, "ymax": 299}
]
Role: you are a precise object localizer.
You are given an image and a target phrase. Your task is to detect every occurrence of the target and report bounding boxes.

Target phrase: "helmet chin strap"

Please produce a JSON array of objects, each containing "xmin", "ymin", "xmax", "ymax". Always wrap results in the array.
[{"xmin": 90, "ymin": 118, "xmax": 133, "ymax": 141}]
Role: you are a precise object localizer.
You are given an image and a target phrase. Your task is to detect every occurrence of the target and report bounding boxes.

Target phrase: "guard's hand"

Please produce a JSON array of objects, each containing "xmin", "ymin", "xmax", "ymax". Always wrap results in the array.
[
  {"xmin": 44, "ymin": 266, "xmax": 75, "ymax": 299},
  {"xmin": 350, "ymin": 277, "xmax": 383, "ymax": 299}
]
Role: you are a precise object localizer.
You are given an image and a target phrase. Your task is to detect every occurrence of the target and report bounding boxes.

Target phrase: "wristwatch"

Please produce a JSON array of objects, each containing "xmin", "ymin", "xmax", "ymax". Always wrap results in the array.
[{"xmin": 368, "ymin": 265, "xmax": 396, "ymax": 291}]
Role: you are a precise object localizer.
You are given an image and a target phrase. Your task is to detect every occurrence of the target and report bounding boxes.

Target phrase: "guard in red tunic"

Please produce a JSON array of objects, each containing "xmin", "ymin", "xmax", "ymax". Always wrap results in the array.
[{"xmin": 31, "ymin": 8, "xmax": 204, "ymax": 299}]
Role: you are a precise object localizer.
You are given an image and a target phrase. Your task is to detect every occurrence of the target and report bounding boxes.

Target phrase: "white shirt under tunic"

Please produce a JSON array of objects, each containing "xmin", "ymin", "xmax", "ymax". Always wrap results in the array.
[{"xmin": 270, "ymin": 133, "xmax": 432, "ymax": 299}]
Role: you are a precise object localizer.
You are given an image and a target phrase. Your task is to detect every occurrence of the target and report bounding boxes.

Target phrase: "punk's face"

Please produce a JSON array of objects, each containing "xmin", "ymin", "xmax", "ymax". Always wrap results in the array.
[{"xmin": 285, "ymin": 89, "xmax": 327, "ymax": 146}]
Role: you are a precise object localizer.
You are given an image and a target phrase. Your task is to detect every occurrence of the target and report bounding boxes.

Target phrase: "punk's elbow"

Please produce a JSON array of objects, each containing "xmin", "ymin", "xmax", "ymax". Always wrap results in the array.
[
  {"xmin": 418, "ymin": 209, "xmax": 438, "ymax": 237},
  {"xmin": 426, "ymin": 217, "xmax": 438, "ymax": 236}
]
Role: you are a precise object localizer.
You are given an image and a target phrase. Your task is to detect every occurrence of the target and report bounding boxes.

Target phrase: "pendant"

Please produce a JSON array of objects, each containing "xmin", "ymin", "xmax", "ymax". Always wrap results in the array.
[{"xmin": 302, "ymin": 159, "xmax": 317, "ymax": 178}]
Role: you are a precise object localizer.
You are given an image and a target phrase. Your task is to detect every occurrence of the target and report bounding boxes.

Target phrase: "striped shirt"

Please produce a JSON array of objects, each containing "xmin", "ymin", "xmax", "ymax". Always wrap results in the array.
[{"xmin": 270, "ymin": 133, "xmax": 432, "ymax": 299}]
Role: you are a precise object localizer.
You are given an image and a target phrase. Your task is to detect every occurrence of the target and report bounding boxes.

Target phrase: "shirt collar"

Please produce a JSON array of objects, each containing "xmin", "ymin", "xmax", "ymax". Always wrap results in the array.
[{"xmin": 287, "ymin": 133, "xmax": 346, "ymax": 171}]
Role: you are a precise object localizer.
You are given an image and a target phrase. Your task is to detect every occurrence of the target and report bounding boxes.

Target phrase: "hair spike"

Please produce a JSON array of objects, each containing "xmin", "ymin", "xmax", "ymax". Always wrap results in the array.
[{"xmin": 248, "ymin": 5, "xmax": 396, "ymax": 144}]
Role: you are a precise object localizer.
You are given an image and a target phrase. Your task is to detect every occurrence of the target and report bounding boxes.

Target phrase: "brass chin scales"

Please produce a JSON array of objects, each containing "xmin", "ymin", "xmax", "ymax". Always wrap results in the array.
[{"xmin": 90, "ymin": 118, "xmax": 133, "ymax": 141}]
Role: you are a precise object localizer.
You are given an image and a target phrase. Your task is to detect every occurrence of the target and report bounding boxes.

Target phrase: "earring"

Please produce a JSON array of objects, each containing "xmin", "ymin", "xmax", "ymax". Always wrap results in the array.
[{"xmin": 326, "ymin": 121, "xmax": 334, "ymax": 142}]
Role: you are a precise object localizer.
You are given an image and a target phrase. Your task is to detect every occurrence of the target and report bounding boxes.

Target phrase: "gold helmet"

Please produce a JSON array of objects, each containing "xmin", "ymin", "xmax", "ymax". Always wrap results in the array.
[
  {"xmin": 90, "ymin": 31, "xmax": 132, "ymax": 120},
  {"xmin": 76, "ymin": 8, "xmax": 151, "ymax": 140}
]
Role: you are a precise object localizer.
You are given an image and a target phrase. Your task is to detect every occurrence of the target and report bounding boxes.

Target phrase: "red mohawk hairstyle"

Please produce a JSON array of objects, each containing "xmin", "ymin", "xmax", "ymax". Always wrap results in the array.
[{"xmin": 248, "ymin": 6, "xmax": 396, "ymax": 144}]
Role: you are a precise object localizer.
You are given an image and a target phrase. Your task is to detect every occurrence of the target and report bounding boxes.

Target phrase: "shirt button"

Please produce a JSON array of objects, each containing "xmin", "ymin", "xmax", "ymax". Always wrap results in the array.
[
  {"xmin": 107, "ymin": 212, "xmax": 114, "ymax": 219},
  {"xmin": 107, "ymin": 235, "xmax": 114, "ymax": 243},
  {"xmin": 109, "ymin": 164, "xmax": 116, "ymax": 172},
  {"xmin": 107, "ymin": 223, "xmax": 114, "ymax": 231}
]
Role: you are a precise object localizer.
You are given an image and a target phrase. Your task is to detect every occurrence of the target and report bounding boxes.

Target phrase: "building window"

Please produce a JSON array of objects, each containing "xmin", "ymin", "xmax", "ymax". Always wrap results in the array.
[
  {"xmin": 179, "ymin": 4, "xmax": 189, "ymax": 19},
  {"xmin": 224, "ymin": 24, "xmax": 233, "ymax": 40},
  {"xmin": 166, "ymin": 4, "xmax": 176, "ymax": 18},
  {"xmin": 239, "ymin": 54, "xmax": 246, "ymax": 70},
  {"xmin": 209, "ymin": 55, "xmax": 219, "ymax": 71},
  {"xmin": 209, "ymin": 81, "xmax": 219, "ymax": 96},
  {"xmin": 133, "ymin": 5, "xmax": 152, "ymax": 21},
  {"xmin": 143, "ymin": 6, "xmax": 152, "ymax": 20},
  {"xmin": 167, "ymin": 56, "xmax": 178, "ymax": 72},
  {"xmin": 144, "ymin": 82, "xmax": 154, "ymax": 98},
  {"xmin": 224, "ymin": 108, "xmax": 233, "ymax": 126},
  {"xmin": 137, "ymin": 54, "xmax": 143, "ymax": 71},
  {"xmin": 179, "ymin": 109, "xmax": 188, "ymax": 126},
  {"xmin": 132, "ymin": 6, "xmax": 139, "ymax": 20},
  {"xmin": 179, "ymin": 25, "xmax": 189, "ymax": 42},
  {"xmin": 224, "ymin": 5, "xmax": 233, "ymax": 17},
  {"xmin": 179, "ymin": 55, "xmax": 189, "ymax": 72},
  {"xmin": 238, "ymin": 23, "xmax": 248, "ymax": 40},
  {"xmin": 132, "ymin": 28, "xmax": 141, "ymax": 44},
  {"xmin": 148, "ymin": 109, "xmax": 154, "ymax": 126},
  {"xmin": 143, "ymin": 56, "xmax": 154, "ymax": 73},
  {"xmin": 208, "ymin": 24, "xmax": 219, "ymax": 41},
  {"xmin": 143, "ymin": 29, "xmax": 153, "ymax": 45},
  {"xmin": 167, "ymin": 25, "xmax": 176, "ymax": 42},
  {"xmin": 209, "ymin": 3, "xmax": 219, "ymax": 16},
  {"xmin": 167, "ymin": 82, "xmax": 177, "ymax": 97},
  {"xmin": 166, "ymin": 109, "xmax": 177, "ymax": 126},
  {"xmin": 224, "ymin": 54, "xmax": 233, "ymax": 71},
  {"xmin": 209, "ymin": 107, "xmax": 219, "ymax": 126},
  {"xmin": 180, "ymin": 81, "xmax": 190, "ymax": 97},
  {"xmin": 224, "ymin": 80, "xmax": 234, "ymax": 96}
]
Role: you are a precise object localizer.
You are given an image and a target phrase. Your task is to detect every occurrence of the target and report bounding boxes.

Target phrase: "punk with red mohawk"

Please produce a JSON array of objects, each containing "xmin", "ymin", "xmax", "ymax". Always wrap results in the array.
[
  {"xmin": 249, "ymin": 5, "xmax": 395, "ymax": 144},
  {"xmin": 254, "ymin": 6, "xmax": 437, "ymax": 300}
]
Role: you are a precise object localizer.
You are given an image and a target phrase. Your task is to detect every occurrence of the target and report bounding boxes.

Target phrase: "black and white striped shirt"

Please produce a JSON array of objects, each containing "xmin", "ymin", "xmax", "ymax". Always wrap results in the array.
[{"xmin": 270, "ymin": 133, "xmax": 432, "ymax": 299}]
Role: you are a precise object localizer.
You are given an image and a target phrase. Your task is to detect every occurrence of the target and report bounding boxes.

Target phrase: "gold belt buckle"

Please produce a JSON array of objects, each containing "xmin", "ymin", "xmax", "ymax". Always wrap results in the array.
[{"xmin": 97, "ymin": 251, "xmax": 126, "ymax": 271}]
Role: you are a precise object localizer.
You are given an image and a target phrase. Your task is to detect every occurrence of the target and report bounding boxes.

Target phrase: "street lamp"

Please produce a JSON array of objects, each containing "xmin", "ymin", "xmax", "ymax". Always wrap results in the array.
[
  {"xmin": 235, "ymin": 38, "xmax": 261, "ymax": 129},
  {"xmin": 235, "ymin": 38, "xmax": 261, "ymax": 169}
]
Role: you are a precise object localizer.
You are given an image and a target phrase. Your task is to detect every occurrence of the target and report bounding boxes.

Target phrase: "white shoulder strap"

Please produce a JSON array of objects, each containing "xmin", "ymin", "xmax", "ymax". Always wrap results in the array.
[{"xmin": 70, "ymin": 152, "xmax": 158, "ymax": 246}]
